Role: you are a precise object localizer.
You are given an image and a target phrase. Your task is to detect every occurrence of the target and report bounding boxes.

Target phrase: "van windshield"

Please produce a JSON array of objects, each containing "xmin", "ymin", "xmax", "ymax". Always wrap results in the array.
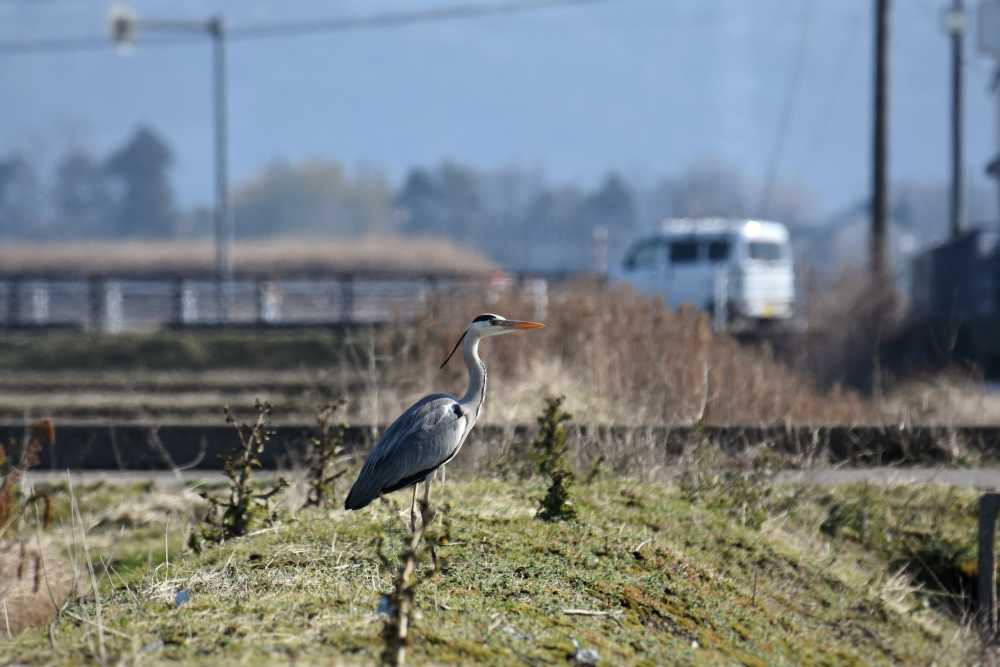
[
  {"xmin": 748, "ymin": 241, "xmax": 785, "ymax": 261},
  {"xmin": 626, "ymin": 241, "xmax": 663, "ymax": 271}
]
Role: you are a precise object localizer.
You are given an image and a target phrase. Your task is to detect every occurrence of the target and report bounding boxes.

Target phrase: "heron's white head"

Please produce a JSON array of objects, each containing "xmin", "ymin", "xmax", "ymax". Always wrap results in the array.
[
  {"xmin": 440, "ymin": 313, "xmax": 544, "ymax": 369},
  {"xmin": 468, "ymin": 313, "xmax": 544, "ymax": 337}
]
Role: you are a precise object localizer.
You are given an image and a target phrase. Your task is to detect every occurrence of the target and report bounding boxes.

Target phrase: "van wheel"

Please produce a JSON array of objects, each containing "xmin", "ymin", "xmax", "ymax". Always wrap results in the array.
[{"xmin": 705, "ymin": 301, "xmax": 731, "ymax": 326}]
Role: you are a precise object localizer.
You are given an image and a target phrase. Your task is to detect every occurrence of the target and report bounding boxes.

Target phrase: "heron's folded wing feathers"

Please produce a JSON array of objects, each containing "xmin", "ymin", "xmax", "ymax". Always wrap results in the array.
[{"xmin": 346, "ymin": 394, "xmax": 466, "ymax": 508}]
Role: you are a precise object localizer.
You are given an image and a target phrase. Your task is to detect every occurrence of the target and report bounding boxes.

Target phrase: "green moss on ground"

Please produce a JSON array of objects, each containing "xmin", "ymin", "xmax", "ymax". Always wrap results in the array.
[
  {"xmin": 0, "ymin": 330, "xmax": 350, "ymax": 371},
  {"xmin": 0, "ymin": 478, "xmax": 980, "ymax": 665}
]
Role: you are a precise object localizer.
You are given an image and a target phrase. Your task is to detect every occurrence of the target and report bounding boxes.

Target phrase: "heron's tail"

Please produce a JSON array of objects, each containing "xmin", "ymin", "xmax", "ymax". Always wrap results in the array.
[{"xmin": 343, "ymin": 481, "xmax": 374, "ymax": 511}]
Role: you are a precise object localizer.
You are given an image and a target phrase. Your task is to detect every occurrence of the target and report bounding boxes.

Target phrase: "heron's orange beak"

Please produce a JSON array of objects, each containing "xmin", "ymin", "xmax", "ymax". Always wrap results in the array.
[{"xmin": 500, "ymin": 320, "xmax": 545, "ymax": 330}]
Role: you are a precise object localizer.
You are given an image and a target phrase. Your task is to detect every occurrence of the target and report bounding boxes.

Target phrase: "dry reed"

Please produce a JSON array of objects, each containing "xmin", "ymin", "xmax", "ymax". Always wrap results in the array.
[
  {"xmin": 384, "ymin": 281, "xmax": 872, "ymax": 426},
  {"xmin": 0, "ymin": 236, "xmax": 496, "ymax": 277}
]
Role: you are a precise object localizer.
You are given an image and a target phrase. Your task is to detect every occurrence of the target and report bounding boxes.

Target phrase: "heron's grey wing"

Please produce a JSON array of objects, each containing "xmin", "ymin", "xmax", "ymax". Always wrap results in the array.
[
  {"xmin": 364, "ymin": 394, "xmax": 457, "ymax": 467},
  {"xmin": 344, "ymin": 394, "xmax": 467, "ymax": 510}
]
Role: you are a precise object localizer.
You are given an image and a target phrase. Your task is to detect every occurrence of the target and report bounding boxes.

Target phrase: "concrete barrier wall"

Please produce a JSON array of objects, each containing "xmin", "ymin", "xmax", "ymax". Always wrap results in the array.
[{"xmin": 2, "ymin": 422, "xmax": 1000, "ymax": 471}]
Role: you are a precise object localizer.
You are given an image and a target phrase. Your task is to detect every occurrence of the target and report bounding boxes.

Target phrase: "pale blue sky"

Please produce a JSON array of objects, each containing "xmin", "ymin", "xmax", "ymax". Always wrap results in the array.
[{"xmin": 1, "ymin": 0, "xmax": 997, "ymax": 219}]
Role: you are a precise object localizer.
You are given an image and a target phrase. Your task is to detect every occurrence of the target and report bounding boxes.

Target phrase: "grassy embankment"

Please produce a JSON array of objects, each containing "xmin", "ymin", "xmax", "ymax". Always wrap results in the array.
[
  {"xmin": 0, "ymin": 474, "xmax": 983, "ymax": 665},
  {"xmin": 0, "ymin": 329, "xmax": 347, "ymax": 372}
]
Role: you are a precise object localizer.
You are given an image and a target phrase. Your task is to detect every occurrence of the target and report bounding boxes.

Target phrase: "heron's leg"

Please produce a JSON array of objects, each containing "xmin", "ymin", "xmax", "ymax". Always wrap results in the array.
[
  {"xmin": 419, "ymin": 477, "xmax": 436, "ymax": 528},
  {"xmin": 410, "ymin": 484, "xmax": 417, "ymax": 533},
  {"xmin": 440, "ymin": 465, "xmax": 446, "ymax": 485}
]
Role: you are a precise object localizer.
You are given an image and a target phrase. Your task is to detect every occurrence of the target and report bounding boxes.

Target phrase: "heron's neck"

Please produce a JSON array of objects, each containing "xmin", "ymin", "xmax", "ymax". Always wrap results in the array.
[{"xmin": 459, "ymin": 334, "xmax": 487, "ymax": 422}]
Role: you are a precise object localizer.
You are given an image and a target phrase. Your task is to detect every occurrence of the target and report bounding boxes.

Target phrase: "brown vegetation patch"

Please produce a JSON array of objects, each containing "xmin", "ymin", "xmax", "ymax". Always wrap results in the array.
[
  {"xmin": 407, "ymin": 281, "xmax": 872, "ymax": 425},
  {"xmin": 0, "ymin": 540, "xmax": 75, "ymax": 636},
  {"xmin": 793, "ymin": 270, "xmax": 902, "ymax": 390}
]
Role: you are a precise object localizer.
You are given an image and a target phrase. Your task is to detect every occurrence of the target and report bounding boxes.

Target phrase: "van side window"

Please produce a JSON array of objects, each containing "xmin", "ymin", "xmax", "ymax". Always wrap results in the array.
[
  {"xmin": 669, "ymin": 240, "xmax": 698, "ymax": 264},
  {"xmin": 626, "ymin": 241, "xmax": 662, "ymax": 271},
  {"xmin": 707, "ymin": 240, "xmax": 730, "ymax": 262},
  {"xmin": 748, "ymin": 241, "xmax": 783, "ymax": 261}
]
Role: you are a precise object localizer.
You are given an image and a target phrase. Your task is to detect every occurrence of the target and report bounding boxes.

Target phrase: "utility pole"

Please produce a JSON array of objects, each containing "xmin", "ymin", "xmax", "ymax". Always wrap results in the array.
[
  {"xmin": 871, "ymin": 0, "xmax": 890, "ymax": 283},
  {"xmin": 947, "ymin": 0, "xmax": 966, "ymax": 239},
  {"xmin": 209, "ymin": 16, "xmax": 232, "ymax": 321},
  {"xmin": 110, "ymin": 7, "xmax": 233, "ymax": 322}
]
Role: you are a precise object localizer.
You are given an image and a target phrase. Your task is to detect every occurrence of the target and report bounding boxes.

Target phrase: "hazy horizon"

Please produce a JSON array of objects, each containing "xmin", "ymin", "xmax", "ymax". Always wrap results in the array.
[{"xmin": 2, "ymin": 0, "xmax": 998, "ymax": 222}]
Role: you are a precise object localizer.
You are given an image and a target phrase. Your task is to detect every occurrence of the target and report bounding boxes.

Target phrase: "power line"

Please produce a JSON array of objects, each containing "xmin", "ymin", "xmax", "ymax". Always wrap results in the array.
[
  {"xmin": 797, "ymin": 9, "xmax": 864, "ymax": 181},
  {"xmin": 231, "ymin": 0, "xmax": 607, "ymax": 40},
  {"xmin": 0, "ymin": 0, "xmax": 608, "ymax": 56},
  {"xmin": 759, "ymin": 2, "xmax": 813, "ymax": 217},
  {"xmin": 0, "ymin": 35, "xmax": 107, "ymax": 56}
]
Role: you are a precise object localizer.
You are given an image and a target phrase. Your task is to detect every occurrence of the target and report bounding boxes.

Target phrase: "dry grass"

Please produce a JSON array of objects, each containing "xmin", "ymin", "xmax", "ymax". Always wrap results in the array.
[
  {"xmin": 0, "ymin": 479, "xmax": 200, "ymax": 641},
  {"xmin": 884, "ymin": 370, "xmax": 1000, "ymax": 426},
  {"xmin": 794, "ymin": 270, "xmax": 903, "ymax": 390},
  {"xmin": 0, "ymin": 236, "xmax": 497, "ymax": 277},
  {"xmin": 386, "ymin": 281, "xmax": 873, "ymax": 425}
]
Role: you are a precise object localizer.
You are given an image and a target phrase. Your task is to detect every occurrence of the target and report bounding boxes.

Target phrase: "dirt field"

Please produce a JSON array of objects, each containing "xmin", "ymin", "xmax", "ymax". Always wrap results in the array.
[{"xmin": 0, "ymin": 237, "xmax": 496, "ymax": 277}]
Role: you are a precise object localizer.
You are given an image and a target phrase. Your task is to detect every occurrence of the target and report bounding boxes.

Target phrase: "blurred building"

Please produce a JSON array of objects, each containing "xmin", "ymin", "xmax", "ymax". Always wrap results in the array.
[{"xmin": 903, "ymin": 227, "xmax": 1000, "ymax": 375}]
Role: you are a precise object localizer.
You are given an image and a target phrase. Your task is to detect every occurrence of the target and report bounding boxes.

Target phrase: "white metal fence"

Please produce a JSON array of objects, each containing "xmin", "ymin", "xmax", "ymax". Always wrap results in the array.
[{"xmin": 0, "ymin": 273, "xmax": 550, "ymax": 333}]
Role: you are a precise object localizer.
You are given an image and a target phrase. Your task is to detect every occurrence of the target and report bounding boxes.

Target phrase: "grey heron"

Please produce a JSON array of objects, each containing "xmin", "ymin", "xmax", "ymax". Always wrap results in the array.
[{"xmin": 344, "ymin": 313, "xmax": 544, "ymax": 528}]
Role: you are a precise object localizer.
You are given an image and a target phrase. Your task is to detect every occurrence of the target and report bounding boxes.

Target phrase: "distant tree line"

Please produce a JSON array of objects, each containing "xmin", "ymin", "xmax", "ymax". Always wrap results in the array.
[
  {"xmin": 1, "ymin": 125, "xmax": 993, "ymax": 272},
  {"xmin": 394, "ymin": 164, "xmax": 639, "ymax": 270},
  {"xmin": 1, "ymin": 127, "xmax": 177, "ymax": 240}
]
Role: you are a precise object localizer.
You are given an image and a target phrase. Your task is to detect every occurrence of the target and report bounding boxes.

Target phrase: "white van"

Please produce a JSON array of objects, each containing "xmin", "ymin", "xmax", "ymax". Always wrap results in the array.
[{"xmin": 616, "ymin": 219, "xmax": 795, "ymax": 325}]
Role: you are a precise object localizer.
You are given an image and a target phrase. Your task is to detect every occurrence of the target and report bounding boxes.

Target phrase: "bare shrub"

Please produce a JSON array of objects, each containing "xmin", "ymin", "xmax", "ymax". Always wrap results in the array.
[
  {"xmin": 377, "ymin": 529, "xmax": 421, "ymax": 667},
  {"xmin": 302, "ymin": 400, "xmax": 350, "ymax": 509},
  {"xmin": 191, "ymin": 402, "xmax": 287, "ymax": 549},
  {"xmin": 376, "ymin": 502, "xmax": 446, "ymax": 666}
]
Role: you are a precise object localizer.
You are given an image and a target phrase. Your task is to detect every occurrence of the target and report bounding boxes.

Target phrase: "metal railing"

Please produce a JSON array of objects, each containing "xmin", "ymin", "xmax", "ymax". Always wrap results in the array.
[{"xmin": 0, "ymin": 272, "xmax": 552, "ymax": 333}]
